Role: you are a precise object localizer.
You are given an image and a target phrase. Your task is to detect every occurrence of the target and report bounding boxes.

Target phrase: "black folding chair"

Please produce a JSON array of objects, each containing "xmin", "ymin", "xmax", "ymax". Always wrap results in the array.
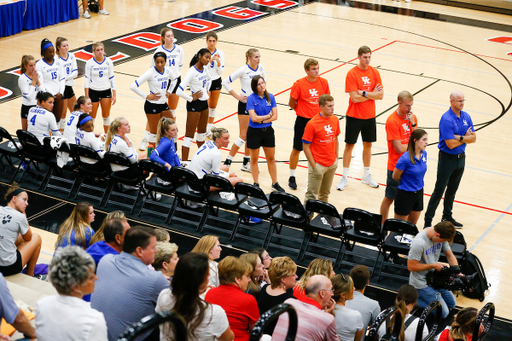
[
  {"xmin": 0, "ymin": 126, "xmax": 24, "ymax": 184},
  {"xmin": 472, "ymin": 302, "xmax": 494, "ymax": 341},
  {"xmin": 42, "ymin": 138, "xmax": 78, "ymax": 196},
  {"xmin": 16, "ymin": 130, "xmax": 55, "ymax": 189},
  {"xmin": 367, "ymin": 307, "xmax": 403, "ymax": 341},
  {"xmin": 138, "ymin": 160, "xmax": 176, "ymax": 220},
  {"xmin": 117, "ymin": 311, "xmax": 186, "ymax": 341},
  {"xmin": 73, "ymin": 145, "xmax": 111, "ymax": 205},
  {"xmin": 415, "ymin": 300, "xmax": 442, "ymax": 341},
  {"xmin": 250, "ymin": 304, "xmax": 298, "ymax": 341},
  {"xmin": 439, "ymin": 231, "xmax": 467, "ymax": 264}
]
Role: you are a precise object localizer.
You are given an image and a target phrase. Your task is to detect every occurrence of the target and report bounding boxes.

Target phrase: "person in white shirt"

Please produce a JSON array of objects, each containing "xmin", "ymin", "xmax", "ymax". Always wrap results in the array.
[
  {"xmin": 36, "ymin": 38, "xmax": 65, "ymax": 126},
  {"xmin": 176, "ymin": 48, "xmax": 212, "ymax": 161},
  {"xmin": 36, "ymin": 246, "xmax": 108, "ymax": 341},
  {"xmin": 331, "ymin": 274, "xmax": 364, "ymax": 341},
  {"xmin": 84, "ymin": 42, "xmax": 116, "ymax": 133},
  {"xmin": 63, "ymin": 96, "xmax": 93, "ymax": 144},
  {"xmin": 130, "ymin": 52, "xmax": 173, "ymax": 153},
  {"xmin": 18, "ymin": 55, "xmax": 41, "ymax": 130},
  {"xmin": 105, "ymin": 117, "xmax": 146, "ymax": 174},
  {"xmin": 27, "ymin": 92, "xmax": 62, "ymax": 144},
  {"xmin": 222, "ymin": 48, "xmax": 266, "ymax": 172},
  {"xmin": 56, "ymin": 37, "xmax": 78, "ymax": 130},
  {"xmin": 205, "ymin": 32, "xmax": 225, "ymax": 135},
  {"xmin": 75, "ymin": 113, "xmax": 107, "ymax": 167}
]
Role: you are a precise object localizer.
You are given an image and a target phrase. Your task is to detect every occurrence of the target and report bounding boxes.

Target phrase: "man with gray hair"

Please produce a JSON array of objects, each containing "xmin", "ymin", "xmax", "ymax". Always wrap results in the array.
[
  {"xmin": 424, "ymin": 91, "xmax": 476, "ymax": 228},
  {"xmin": 86, "ymin": 218, "xmax": 130, "ymax": 267},
  {"xmin": 272, "ymin": 275, "xmax": 338, "ymax": 341}
]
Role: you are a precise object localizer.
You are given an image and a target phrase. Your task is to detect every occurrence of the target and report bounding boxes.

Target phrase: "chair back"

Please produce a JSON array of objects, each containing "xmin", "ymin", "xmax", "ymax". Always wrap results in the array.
[
  {"xmin": 367, "ymin": 307, "xmax": 403, "ymax": 341},
  {"xmin": 453, "ymin": 231, "xmax": 467, "ymax": 248},
  {"xmin": 235, "ymin": 182, "xmax": 269, "ymax": 201},
  {"xmin": 173, "ymin": 166, "xmax": 205, "ymax": 193},
  {"xmin": 383, "ymin": 219, "xmax": 419, "ymax": 236},
  {"xmin": 343, "ymin": 207, "xmax": 382, "ymax": 237},
  {"xmin": 473, "ymin": 302, "xmax": 495, "ymax": 341},
  {"xmin": 0, "ymin": 127, "xmax": 22, "ymax": 152},
  {"xmin": 139, "ymin": 159, "xmax": 166, "ymax": 175},
  {"xmin": 269, "ymin": 191, "xmax": 307, "ymax": 219},
  {"xmin": 104, "ymin": 151, "xmax": 133, "ymax": 168},
  {"xmin": 416, "ymin": 300, "xmax": 442, "ymax": 341},
  {"xmin": 117, "ymin": 311, "xmax": 187, "ymax": 341},
  {"xmin": 203, "ymin": 174, "xmax": 234, "ymax": 192},
  {"xmin": 305, "ymin": 199, "xmax": 345, "ymax": 231},
  {"xmin": 74, "ymin": 144, "xmax": 103, "ymax": 163},
  {"xmin": 250, "ymin": 304, "xmax": 298, "ymax": 341},
  {"xmin": 16, "ymin": 129, "xmax": 51, "ymax": 160}
]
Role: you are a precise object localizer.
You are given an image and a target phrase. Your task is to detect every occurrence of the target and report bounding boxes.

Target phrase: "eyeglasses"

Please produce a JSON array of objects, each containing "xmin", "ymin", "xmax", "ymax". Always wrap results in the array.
[{"xmin": 321, "ymin": 288, "xmax": 334, "ymax": 293}]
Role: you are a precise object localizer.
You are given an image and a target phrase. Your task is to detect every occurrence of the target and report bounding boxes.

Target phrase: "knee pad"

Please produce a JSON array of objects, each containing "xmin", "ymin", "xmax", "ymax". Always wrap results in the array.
[
  {"xmin": 148, "ymin": 133, "xmax": 157, "ymax": 143},
  {"xmin": 171, "ymin": 110, "xmax": 177, "ymax": 118},
  {"xmin": 196, "ymin": 133, "xmax": 206, "ymax": 143},
  {"xmin": 234, "ymin": 137, "xmax": 245, "ymax": 148},
  {"xmin": 182, "ymin": 137, "xmax": 193, "ymax": 148},
  {"xmin": 209, "ymin": 108, "xmax": 216, "ymax": 118},
  {"xmin": 103, "ymin": 116, "xmax": 111, "ymax": 126}
]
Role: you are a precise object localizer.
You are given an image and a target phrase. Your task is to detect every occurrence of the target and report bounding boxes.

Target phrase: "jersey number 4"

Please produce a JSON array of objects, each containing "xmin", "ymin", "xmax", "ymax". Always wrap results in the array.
[{"xmin": 30, "ymin": 115, "xmax": 37, "ymax": 126}]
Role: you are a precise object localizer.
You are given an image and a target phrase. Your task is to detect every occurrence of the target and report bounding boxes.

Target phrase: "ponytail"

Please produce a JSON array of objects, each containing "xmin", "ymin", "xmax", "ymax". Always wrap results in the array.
[
  {"xmin": 407, "ymin": 129, "xmax": 427, "ymax": 165},
  {"xmin": 20, "ymin": 55, "xmax": 35, "ymax": 74},
  {"xmin": 73, "ymin": 96, "xmax": 90, "ymax": 111},
  {"xmin": 105, "ymin": 116, "xmax": 125, "ymax": 150},
  {"xmin": 245, "ymin": 48, "xmax": 259, "ymax": 64},
  {"xmin": 156, "ymin": 117, "xmax": 176, "ymax": 147},
  {"xmin": 189, "ymin": 48, "xmax": 210, "ymax": 68},
  {"xmin": 250, "ymin": 75, "xmax": 270, "ymax": 102},
  {"xmin": 40, "ymin": 38, "xmax": 53, "ymax": 56},
  {"xmin": 449, "ymin": 307, "xmax": 478, "ymax": 341},
  {"xmin": 211, "ymin": 127, "xmax": 228, "ymax": 142},
  {"xmin": 37, "ymin": 92, "xmax": 54, "ymax": 104}
]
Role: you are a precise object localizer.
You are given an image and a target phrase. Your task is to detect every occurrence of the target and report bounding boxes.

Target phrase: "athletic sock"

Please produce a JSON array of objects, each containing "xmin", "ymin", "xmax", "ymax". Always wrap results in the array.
[
  {"xmin": 171, "ymin": 110, "xmax": 177, "ymax": 118},
  {"xmin": 226, "ymin": 155, "xmax": 234, "ymax": 161},
  {"xmin": 243, "ymin": 156, "xmax": 250, "ymax": 165},
  {"xmin": 343, "ymin": 167, "xmax": 349, "ymax": 178},
  {"xmin": 363, "ymin": 167, "xmax": 371, "ymax": 177},
  {"xmin": 289, "ymin": 169, "xmax": 296, "ymax": 177}
]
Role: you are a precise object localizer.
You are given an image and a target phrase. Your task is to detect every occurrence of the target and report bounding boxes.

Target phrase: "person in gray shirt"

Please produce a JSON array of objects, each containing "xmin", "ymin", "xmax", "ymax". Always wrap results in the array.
[
  {"xmin": 345, "ymin": 265, "xmax": 381, "ymax": 341},
  {"xmin": 407, "ymin": 221, "xmax": 457, "ymax": 319}
]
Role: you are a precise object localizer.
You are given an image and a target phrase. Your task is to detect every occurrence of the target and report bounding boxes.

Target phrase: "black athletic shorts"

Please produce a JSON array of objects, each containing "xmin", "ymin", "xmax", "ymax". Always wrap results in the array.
[
  {"xmin": 0, "ymin": 250, "xmax": 23, "ymax": 276},
  {"xmin": 247, "ymin": 126, "xmax": 275, "ymax": 149},
  {"xmin": 385, "ymin": 169, "xmax": 400, "ymax": 200},
  {"xmin": 293, "ymin": 116, "xmax": 311, "ymax": 151},
  {"xmin": 62, "ymin": 85, "xmax": 75, "ymax": 100},
  {"xmin": 186, "ymin": 99, "xmax": 208, "ymax": 113},
  {"xmin": 144, "ymin": 100, "xmax": 170, "ymax": 114},
  {"xmin": 345, "ymin": 116, "xmax": 377, "ymax": 144},
  {"xmin": 209, "ymin": 78, "xmax": 222, "ymax": 91},
  {"xmin": 238, "ymin": 101, "xmax": 248, "ymax": 115},
  {"xmin": 394, "ymin": 188, "xmax": 424, "ymax": 216},
  {"xmin": 21, "ymin": 104, "xmax": 35, "ymax": 119},
  {"xmin": 89, "ymin": 89, "xmax": 112, "ymax": 103},
  {"xmin": 170, "ymin": 76, "xmax": 182, "ymax": 94}
]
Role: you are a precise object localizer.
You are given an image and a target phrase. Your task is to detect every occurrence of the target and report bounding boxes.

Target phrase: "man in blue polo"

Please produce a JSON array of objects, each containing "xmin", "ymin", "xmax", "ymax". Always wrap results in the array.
[{"xmin": 424, "ymin": 91, "xmax": 476, "ymax": 228}]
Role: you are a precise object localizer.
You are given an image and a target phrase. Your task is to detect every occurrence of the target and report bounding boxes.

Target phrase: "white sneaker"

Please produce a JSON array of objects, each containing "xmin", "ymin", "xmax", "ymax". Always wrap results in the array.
[
  {"xmin": 150, "ymin": 191, "xmax": 162, "ymax": 201},
  {"xmin": 336, "ymin": 176, "xmax": 348, "ymax": 191},
  {"xmin": 241, "ymin": 163, "xmax": 251, "ymax": 173},
  {"xmin": 156, "ymin": 177, "xmax": 171, "ymax": 186},
  {"xmin": 98, "ymin": 9, "xmax": 109, "ymax": 15},
  {"xmin": 362, "ymin": 174, "xmax": 379, "ymax": 188},
  {"xmin": 138, "ymin": 137, "xmax": 148, "ymax": 151},
  {"xmin": 82, "ymin": 10, "xmax": 91, "ymax": 19}
]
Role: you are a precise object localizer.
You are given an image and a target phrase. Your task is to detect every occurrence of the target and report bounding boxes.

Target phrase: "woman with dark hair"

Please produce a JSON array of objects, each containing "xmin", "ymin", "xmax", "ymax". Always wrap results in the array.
[
  {"xmin": 332, "ymin": 274, "xmax": 364, "ymax": 341},
  {"xmin": 250, "ymin": 247, "xmax": 272, "ymax": 285},
  {"xmin": 56, "ymin": 36, "xmax": 78, "ymax": 129},
  {"xmin": 176, "ymin": 48, "xmax": 212, "ymax": 161},
  {"xmin": 392, "ymin": 129, "xmax": 428, "ymax": 225},
  {"xmin": 55, "ymin": 202, "xmax": 95, "ymax": 249},
  {"xmin": 156, "ymin": 252, "xmax": 234, "ymax": 341},
  {"xmin": 438, "ymin": 307, "xmax": 483, "ymax": 341},
  {"xmin": 18, "ymin": 55, "xmax": 40, "ymax": 130},
  {"xmin": 75, "ymin": 112, "xmax": 106, "ymax": 165},
  {"xmin": 378, "ymin": 284, "xmax": 427, "ymax": 341},
  {"xmin": 245, "ymin": 75, "xmax": 282, "ymax": 191},
  {"xmin": 63, "ymin": 96, "xmax": 93, "ymax": 144},
  {"xmin": 0, "ymin": 185, "xmax": 41, "ymax": 276},
  {"xmin": 36, "ymin": 246, "xmax": 107, "ymax": 340},
  {"xmin": 205, "ymin": 31, "xmax": 225, "ymax": 134},
  {"xmin": 27, "ymin": 92, "xmax": 61, "ymax": 143}
]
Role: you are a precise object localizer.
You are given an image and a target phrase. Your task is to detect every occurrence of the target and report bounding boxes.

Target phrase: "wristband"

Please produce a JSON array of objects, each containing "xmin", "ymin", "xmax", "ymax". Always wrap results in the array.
[
  {"xmin": 411, "ymin": 123, "xmax": 417, "ymax": 127},
  {"xmin": 459, "ymin": 135, "xmax": 463, "ymax": 142},
  {"xmin": 362, "ymin": 90, "xmax": 367, "ymax": 97}
]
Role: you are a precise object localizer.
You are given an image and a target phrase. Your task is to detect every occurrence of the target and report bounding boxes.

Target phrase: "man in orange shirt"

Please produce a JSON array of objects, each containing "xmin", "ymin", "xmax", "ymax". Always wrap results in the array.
[
  {"xmin": 337, "ymin": 46, "xmax": 383, "ymax": 191},
  {"xmin": 379, "ymin": 91, "xmax": 417, "ymax": 224},
  {"xmin": 303, "ymin": 94, "xmax": 340, "ymax": 203},
  {"xmin": 288, "ymin": 59, "xmax": 331, "ymax": 190}
]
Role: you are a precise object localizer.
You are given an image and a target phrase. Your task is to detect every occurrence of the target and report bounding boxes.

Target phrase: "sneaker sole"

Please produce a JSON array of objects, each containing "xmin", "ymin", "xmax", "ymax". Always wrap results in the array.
[
  {"xmin": 361, "ymin": 180, "xmax": 379, "ymax": 188},
  {"xmin": 241, "ymin": 168, "xmax": 251, "ymax": 173}
]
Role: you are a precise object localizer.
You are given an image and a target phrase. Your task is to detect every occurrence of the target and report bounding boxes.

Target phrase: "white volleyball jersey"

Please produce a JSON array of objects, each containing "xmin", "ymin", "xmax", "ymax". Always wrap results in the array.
[
  {"xmin": 222, "ymin": 64, "xmax": 266, "ymax": 97},
  {"xmin": 189, "ymin": 140, "xmax": 224, "ymax": 179},
  {"xmin": 27, "ymin": 106, "xmax": 61, "ymax": 144},
  {"xmin": 59, "ymin": 52, "xmax": 78, "ymax": 86},
  {"xmin": 208, "ymin": 48, "xmax": 225, "ymax": 81},
  {"xmin": 75, "ymin": 129, "xmax": 105, "ymax": 163},
  {"xmin": 130, "ymin": 66, "xmax": 173, "ymax": 104},
  {"xmin": 18, "ymin": 73, "xmax": 40, "ymax": 106},
  {"xmin": 62, "ymin": 110, "xmax": 83, "ymax": 143},
  {"xmin": 84, "ymin": 57, "xmax": 116, "ymax": 91},
  {"xmin": 152, "ymin": 44, "xmax": 184, "ymax": 81},
  {"xmin": 108, "ymin": 135, "xmax": 137, "ymax": 171},
  {"xmin": 176, "ymin": 66, "xmax": 211, "ymax": 102},
  {"xmin": 35, "ymin": 59, "xmax": 65, "ymax": 95}
]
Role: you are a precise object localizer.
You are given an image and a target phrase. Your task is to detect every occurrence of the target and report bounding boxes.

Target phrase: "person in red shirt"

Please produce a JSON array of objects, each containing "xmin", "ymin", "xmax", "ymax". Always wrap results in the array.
[
  {"xmin": 379, "ymin": 91, "xmax": 417, "ymax": 224},
  {"xmin": 337, "ymin": 46, "xmax": 383, "ymax": 191},
  {"xmin": 438, "ymin": 307, "xmax": 483, "ymax": 341},
  {"xmin": 205, "ymin": 256, "xmax": 260, "ymax": 341},
  {"xmin": 302, "ymin": 94, "xmax": 340, "ymax": 203},
  {"xmin": 288, "ymin": 59, "xmax": 331, "ymax": 190}
]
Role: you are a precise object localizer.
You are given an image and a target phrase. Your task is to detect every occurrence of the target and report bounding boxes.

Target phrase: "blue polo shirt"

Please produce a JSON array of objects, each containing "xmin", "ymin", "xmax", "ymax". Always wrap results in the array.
[
  {"xmin": 396, "ymin": 150, "xmax": 427, "ymax": 192},
  {"xmin": 438, "ymin": 108, "xmax": 474, "ymax": 154},
  {"xmin": 246, "ymin": 92, "xmax": 276, "ymax": 128}
]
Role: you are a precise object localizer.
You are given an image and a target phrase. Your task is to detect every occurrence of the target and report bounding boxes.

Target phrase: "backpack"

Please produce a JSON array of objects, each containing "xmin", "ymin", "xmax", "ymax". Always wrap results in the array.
[
  {"xmin": 460, "ymin": 251, "xmax": 490, "ymax": 302},
  {"xmin": 380, "ymin": 315, "xmax": 417, "ymax": 341}
]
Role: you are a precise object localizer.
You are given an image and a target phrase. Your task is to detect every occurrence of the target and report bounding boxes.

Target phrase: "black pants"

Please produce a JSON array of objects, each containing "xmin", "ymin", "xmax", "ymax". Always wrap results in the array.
[{"xmin": 424, "ymin": 150, "xmax": 465, "ymax": 224}]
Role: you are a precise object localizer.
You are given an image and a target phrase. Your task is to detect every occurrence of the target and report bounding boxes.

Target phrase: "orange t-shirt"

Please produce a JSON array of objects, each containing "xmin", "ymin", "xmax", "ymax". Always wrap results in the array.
[
  {"xmin": 302, "ymin": 113, "xmax": 340, "ymax": 167},
  {"xmin": 386, "ymin": 111, "xmax": 418, "ymax": 171},
  {"xmin": 290, "ymin": 77, "xmax": 331, "ymax": 119},
  {"xmin": 345, "ymin": 65, "xmax": 382, "ymax": 119}
]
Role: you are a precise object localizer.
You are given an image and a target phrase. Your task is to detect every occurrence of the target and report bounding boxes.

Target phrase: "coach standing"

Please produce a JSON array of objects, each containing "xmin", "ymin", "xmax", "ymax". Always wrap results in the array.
[
  {"xmin": 424, "ymin": 91, "xmax": 476, "ymax": 228},
  {"xmin": 303, "ymin": 94, "xmax": 340, "ymax": 203}
]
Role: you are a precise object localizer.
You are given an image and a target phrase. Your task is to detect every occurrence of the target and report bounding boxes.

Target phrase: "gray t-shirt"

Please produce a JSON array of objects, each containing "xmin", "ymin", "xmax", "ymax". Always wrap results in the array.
[
  {"xmin": 0, "ymin": 206, "xmax": 29, "ymax": 266},
  {"xmin": 408, "ymin": 229, "xmax": 450, "ymax": 289},
  {"xmin": 345, "ymin": 291, "xmax": 381, "ymax": 341},
  {"xmin": 333, "ymin": 304, "xmax": 363, "ymax": 341}
]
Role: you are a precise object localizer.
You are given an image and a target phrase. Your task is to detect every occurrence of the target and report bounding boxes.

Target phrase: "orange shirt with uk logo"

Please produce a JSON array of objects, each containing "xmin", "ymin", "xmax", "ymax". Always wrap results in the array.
[
  {"xmin": 345, "ymin": 65, "xmax": 382, "ymax": 120},
  {"xmin": 302, "ymin": 113, "xmax": 340, "ymax": 167},
  {"xmin": 386, "ymin": 111, "xmax": 418, "ymax": 171},
  {"xmin": 290, "ymin": 77, "xmax": 330, "ymax": 119}
]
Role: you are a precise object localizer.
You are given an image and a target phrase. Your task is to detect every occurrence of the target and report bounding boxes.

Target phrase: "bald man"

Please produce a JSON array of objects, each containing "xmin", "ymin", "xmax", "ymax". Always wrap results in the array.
[{"xmin": 424, "ymin": 91, "xmax": 476, "ymax": 228}]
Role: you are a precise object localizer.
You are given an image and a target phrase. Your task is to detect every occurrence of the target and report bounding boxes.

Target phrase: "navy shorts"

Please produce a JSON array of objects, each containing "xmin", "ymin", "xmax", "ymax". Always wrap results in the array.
[
  {"xmin": 345, "ymin": 116, "xmax": 377, "ymax": 144},
  {"xmin": 209, "ymin": 78, "xmax": 222, "ymax": 91},
  {"xmin": 394, "ymin": 188, "xmax": 424, "ymax": 216},
  {"xmin": 144, "ymin": 100, "xmax": 170, "ymax": 114},
  {"xmin": 21, "ymin": 104, "xmax": 35, "ymax": 119},
  {"xmin": 89, "ymin": 89, "xmax": 112, "ymax": 103},
  {"xmin": 62, "ymin": 85, "xmax": 75, "ymax": 100},
  {"xmin": 238, "ymin": 101, "xmax": 248, "ymax": 115},
  {"xmin": 186, "ymin": 99, "xmax": 208, "ymax": 112},
  {"xmin": 385, "ymin": 169, "xmax": 400, "ymax": 200},
  {"xmin": 293, "ymin": 116, "xmax": 311, "ymax": 151}
]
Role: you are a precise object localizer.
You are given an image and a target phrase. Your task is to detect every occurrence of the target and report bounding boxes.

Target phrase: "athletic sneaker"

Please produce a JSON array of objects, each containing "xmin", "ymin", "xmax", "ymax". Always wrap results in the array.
[
  {"xmin": 288, "ymin": 176, "xmax": 297, "ymax": 190},
  {"xmin": 224, "ymin": 159, "xmax": 232, "ymax": 166},
  {"xmin": 253, "ymin": 183, "xmax": 260, "ymax": 188},
  {"xmin": 82, "ymin": 10, "xmax": 91, "ymax": 19},
  {"xmin": 156, "ymin": 177, "xmax": 171, "ymax": 186},
  {"xmin": 185, "ymin": 200, "xmax": 204, "ymax": 209},
  {"xmin": 247, "ymin": 216, "xmax": 262, "ymax": 224},
  {"xmin": 362, "ymin": 174, "xmax": 379, "ymax": 188},
  {"xmin": 138, "ymin": 137, "xmax": 148, "ymax": 151},
  {"xmin": 33, "ymin": 274, "xmax": 48, "ymax": 281},
  {"xmin": 442, "ymin": 217, "xmax": 463, "ymax": 229},
  {"xmin": 271, "ymin": 182, "xmax": 285, "ymax": 192},
  {"xmin": 98, "ymin": 8, "xmax": 110, "ymax": 15},
  {"xmin": 336, "ymin": 176, "xmax": 348, "ymax": 191},
  {"xmin": 241, "ymin": 163, "xmax": 251, "ymax": 172},
  {"xmin": 150, "ymin": 191, "xmax": 162, "ymax": 202}
]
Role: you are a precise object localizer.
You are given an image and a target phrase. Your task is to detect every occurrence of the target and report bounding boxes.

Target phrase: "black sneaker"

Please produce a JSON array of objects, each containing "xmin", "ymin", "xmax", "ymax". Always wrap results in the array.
[
  {"xmin": 288, "ymin": 176, "xmax": 297, "ymax": 190},
  {"xmin": 224, "ymin": 159, "xmax": 232, "ymax": 166},
  {"xmin": 442, "ymin": 217, "xmax": 463, "ymax": 229},
  {"xmin": 271, "ymin": 182, "xmax": 285, "ymax": 192},
  {"xmin": 253, "ymin": 183, "xmax": 260, "ymax": 188}
]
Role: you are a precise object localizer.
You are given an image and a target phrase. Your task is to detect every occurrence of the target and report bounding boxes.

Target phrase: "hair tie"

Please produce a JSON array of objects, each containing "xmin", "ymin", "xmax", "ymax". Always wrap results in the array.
[
  {"xmin": 79, "ymin": 116, "xmax": 93, "ymax": 126},
  {"xmin": 42, "ymin": 42, "xmax": 53, "ymax": 51},
  {"xmin": 7, "ymin": 188, "xmax": 25, "ymax": 202}
]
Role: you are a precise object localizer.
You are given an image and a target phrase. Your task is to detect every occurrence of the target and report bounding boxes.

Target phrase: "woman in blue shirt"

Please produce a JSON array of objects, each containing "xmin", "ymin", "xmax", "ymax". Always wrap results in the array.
[
  {"xmin": 246, "ymin": 75, "xmax": 283, "ymax": 192},
  {"xmin": 150, "ymin": 117, "xmax": 181, "ymax": 184},
  {"xmin": 55, "ymin": 202, "xmax": 95, "ymax": 249},
  {"xmin": 393, "ymin": 129, "xmax": 428, "ymax": 225}
]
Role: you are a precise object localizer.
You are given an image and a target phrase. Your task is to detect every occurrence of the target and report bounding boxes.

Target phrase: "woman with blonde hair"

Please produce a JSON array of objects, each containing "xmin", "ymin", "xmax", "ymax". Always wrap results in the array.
[
  {"xmin": 257, "ymin": 256, "xmax": 297, "ymax": 335},
  {"xmin": 18, "ymin": 55, "xmax": 40, "ymax": 130},
  {"xmin": 55, "ymin": 202, "xmax": 95, "ymax": 249},
  {"xmin": 293, "ymin": 258, "xmax": 335, "ymax": 300},
  {"xmin": 239, "ymin": 253, "xmax": 264, "ymax": 298},
  {"xmin": 90, "ymin": 210, "xmax": 125, "ymax": 245},
  {"xmin": 192, "ymin": 235, "xmax": 222, "ymax": 287},
  {"xmin": 438, "ymin": 307, "xmax": 482, "ymax": 341},
  {"xmin": 150, "ymin": 117, "xmax": 181, "ymax": 184},
  {"xmin": 332, "ymin": 274, "xmax": 364, "ymax": 341}
]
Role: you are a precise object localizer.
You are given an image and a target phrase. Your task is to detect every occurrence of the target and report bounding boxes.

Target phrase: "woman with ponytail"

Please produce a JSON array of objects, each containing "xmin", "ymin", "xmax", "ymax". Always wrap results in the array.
[
  {"xmin": 438, "ymin": 307, "xmax": 483, "ymax": 341},
  {"xmin": 156, "ymin": 252, "xmax": 234, "ymax": 341},
  {"xmin": 63, "ymin": 96, "xmax": 93, "ymax": 144},
  {"xmin": 378, "ymin": 284, "xmax": 428, "ymax": 341},
  {"xmin": 332, "ymin": 273, "xmax": 364, "ymax": 341},
  {"xmin": 18, "ymin": 55, "xmax": 40, "ymax": 130},
  {"xmin": 150, "ymin": 117, "xmax": 180, "ymax": 184},
  {"xmin": 56, "ymin": 36, "xmax": 78, "ymax": 129}
]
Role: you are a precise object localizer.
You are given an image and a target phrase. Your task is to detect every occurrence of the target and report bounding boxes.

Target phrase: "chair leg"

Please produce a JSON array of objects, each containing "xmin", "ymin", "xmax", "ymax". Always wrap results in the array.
[
  {"xmin": 42, "ymin": 167, "xmax": 54, "ymax": 191},
  {"xmin": 130, "ymin": 187, "xmax": 143, "ymax": 214},
  {"xmin": 334, "ymin": 240, "xmax": 344, "ymax": 269},
  {"xmin": 197, "ymin": 206, "xmax": 210, "ymax": 232},
  {"xmin": 263, "ymin": 221, "xmax": 275, "ymax": 249},
  {"xmin": 230, "ymin": 216, "xmax": 242, "ymax": 241},
  {"xmin": 138, "ymin": 194, "xmax": 147, "ymax": 217},
  {"xmin": 9, "ymin": 159, "xmax": 22, "ymax": 184},
  {"xmin": 101, "ymin": 180, "xmax": 114, "ymax": 207},
  {"xmin": 166, "ymin": 198, "xmax": 179, "ymax": 224},
  {"xmin": 298, "ymin": 232, "xmax": 310, "ymax": 260},
  {"xmin": 377, "ymin": 252, "xmax": 387, "ymax": 282},
  {"xmin": 369, "ymin": 251, "xmax": 381, "ymax": 277}
]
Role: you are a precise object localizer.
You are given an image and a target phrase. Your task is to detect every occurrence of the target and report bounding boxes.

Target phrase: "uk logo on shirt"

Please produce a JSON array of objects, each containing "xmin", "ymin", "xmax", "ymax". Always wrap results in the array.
[
  {"xmin": 463, "ymin": 119, "xmax": 468, "ymax": 126},
  {"xmin": 362, "ymin": 76, "xmax": 371, "ymax": 85},
  {"xmin": 402, "ymin": 123, "xmax": 410, "ymax": 133},
  {"xmin": 324, "ymin": 125, "xmax": 333, "ymax": 135},
  {"xmin": 309, "ymin": 88, "xmax": 318, "ymax": 97}
]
